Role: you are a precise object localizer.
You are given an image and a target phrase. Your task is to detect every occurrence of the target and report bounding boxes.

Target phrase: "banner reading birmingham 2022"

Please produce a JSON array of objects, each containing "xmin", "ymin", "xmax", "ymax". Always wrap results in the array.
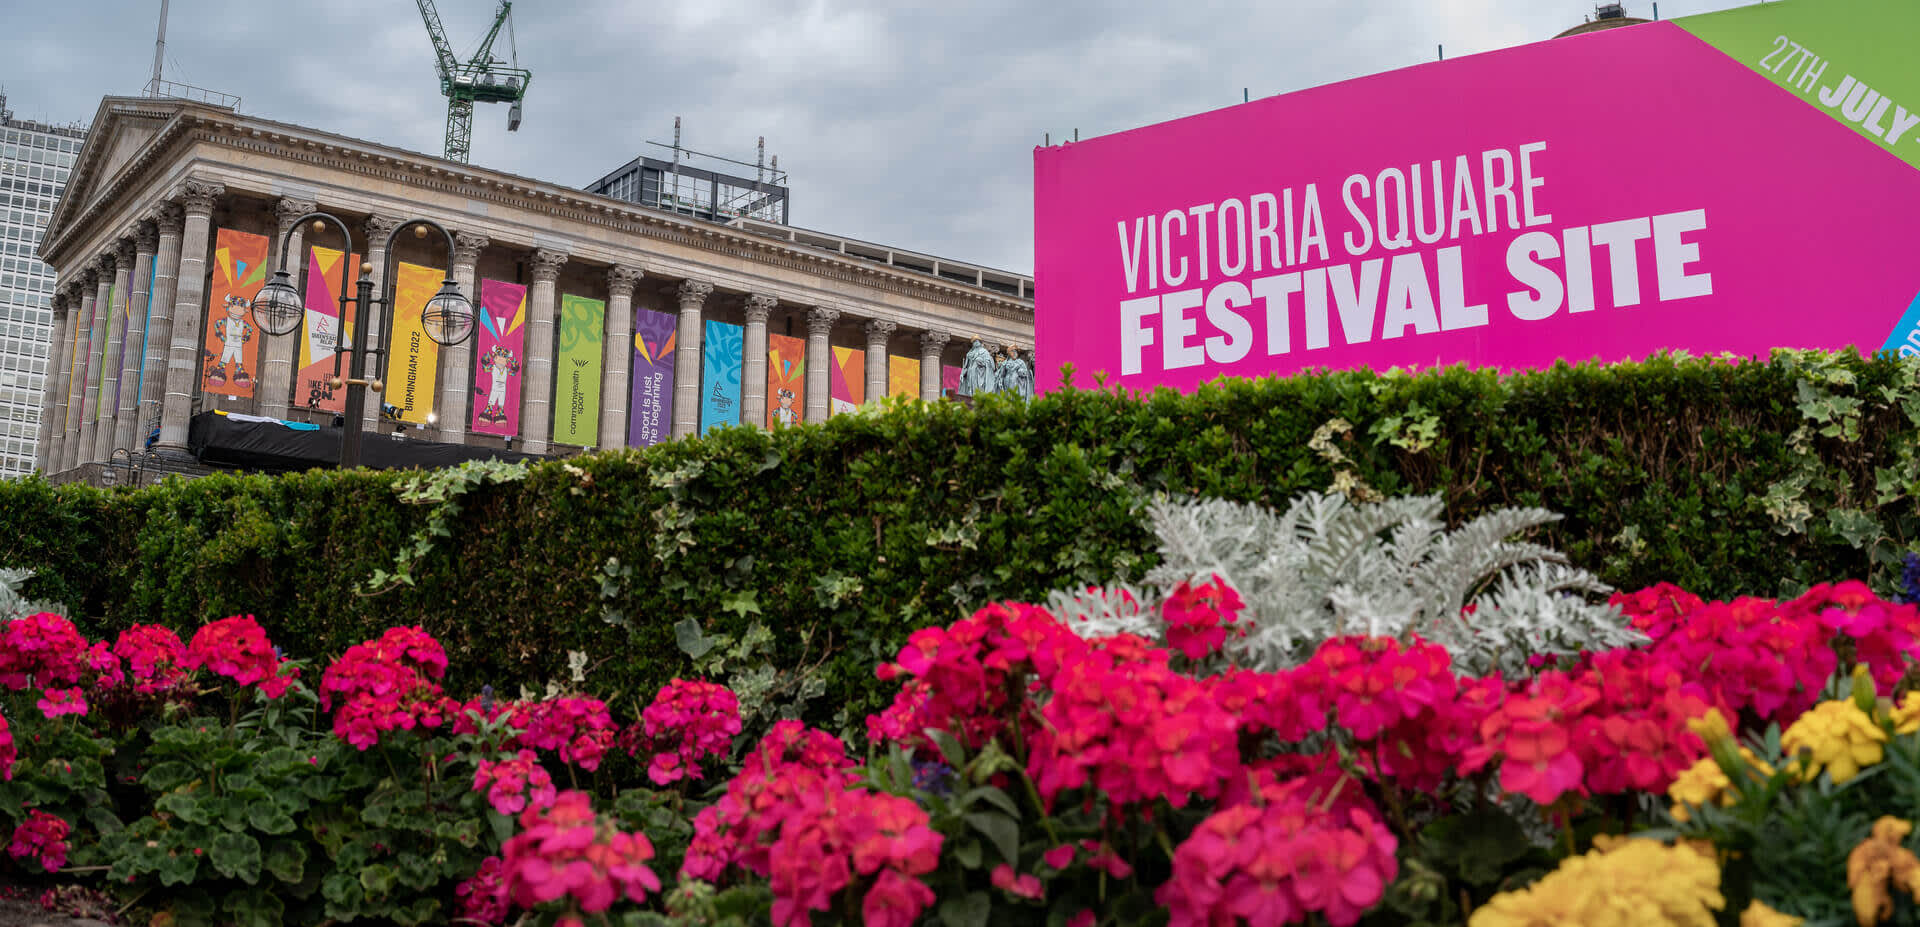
[
  {"xmin": 1033, "ymin": 0, "xmax": 1920, "ymax": 393},
  {"xmin": 382, "ymin": 263, "xmax": 441, "ymax": 425}
]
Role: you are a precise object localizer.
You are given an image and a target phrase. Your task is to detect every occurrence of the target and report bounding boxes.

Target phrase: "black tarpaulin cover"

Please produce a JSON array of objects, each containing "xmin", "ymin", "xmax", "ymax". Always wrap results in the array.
[{"xmin": 188, "ymin": 411, "xmax": 546, "ymax": 472}]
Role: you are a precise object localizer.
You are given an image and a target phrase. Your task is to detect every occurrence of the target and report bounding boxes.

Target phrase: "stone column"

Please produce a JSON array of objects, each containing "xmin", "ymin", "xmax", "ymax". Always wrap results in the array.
[
  {"xmin": 156, "ymin": 179, "xmax": 224, "ymax": 456},
  {"xmin": 918, "ymin": 330, "xmax": 950, "ymax": 401},
  {"xmin": 437, "ymin": 231, "xmax": 489, "ymax": 443},
  {"xmin": 35, "ymin": 293, "xmax": 71, "ymax": 474},
  {"xmin": 520, "ymin": 248, "xmax": 568, "ymax": 454},
  {"xmin": 671, "ymin": 280, "xmax": 712, "ymax": 438},
  {"xmin": 359, "ymin": 215, "xmax": 404, "ymax": 433},
  {"xmin": 741, "ymin": 294, "xmax": 777, "ymax": 429},
  {"xmin": 78, "ymin": 255, "xmax": 117, "ymax": 465},
  {"xmin": 138, "ymin": 204, "xmax": 184, "ymax": 455},
  {"xmin": 804, "ymin": 307, "xmax": 837, "ymax": 422},
  {"xmin": 599, "ymin": 265, "xmax": 644, "ymax": 449},
  {"xmin": 92, "ymin": 239, "xmax": 135, "ymax": 463},
  {"xmin": 863, "ymin": 320, "xmax": 895, "ymax": 406},
  {"xmin": 62, "ymin": 272, "xmax": 99, "ymax": 473},
  {"xmin": 258, "ymin": 198, "xmax": 315, "ymax": 420},
  {"xmin": 112, "ymin": 221, "xmax": 158, "ymax": 455}
]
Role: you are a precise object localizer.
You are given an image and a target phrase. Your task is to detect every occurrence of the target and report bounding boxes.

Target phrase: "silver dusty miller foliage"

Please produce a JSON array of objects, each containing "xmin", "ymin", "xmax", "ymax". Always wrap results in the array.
[
  {"xmin": 1047, "ymin": 493, "xmax": 1646, "ymax": 676},
  {"xmin": 0, "ymin": 567, "xmax": 62, "ymax": 622}
]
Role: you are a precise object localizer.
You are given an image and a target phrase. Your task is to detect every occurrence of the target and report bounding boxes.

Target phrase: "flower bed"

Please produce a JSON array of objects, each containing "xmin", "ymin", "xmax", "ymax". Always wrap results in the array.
[{"xmin": 4, "ymin": 575, "xmax": 1920, "ymax": 925}]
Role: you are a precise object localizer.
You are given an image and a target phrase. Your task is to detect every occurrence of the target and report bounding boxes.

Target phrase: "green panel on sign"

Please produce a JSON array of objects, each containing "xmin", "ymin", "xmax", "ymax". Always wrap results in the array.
[
  {"xmin": 553, "ymin": 294, "xmax": 605, "ymax": 447},
  {"xmin": 1677, "ymin": 0, "xmax": 1920, "ymax": 172}
]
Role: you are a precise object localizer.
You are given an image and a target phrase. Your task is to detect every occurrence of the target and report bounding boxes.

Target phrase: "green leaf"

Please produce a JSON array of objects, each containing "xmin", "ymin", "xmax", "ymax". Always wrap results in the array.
[
  {"xmin": 247, "ymin": 802, "xmax": 296, "ymax": 835},
  {"xmin": 209, "ymin": 832, "xmax": 263, "ymax": 884},
  {"xmin": 929, "ymin": 729, "xmax": 967, "ymax": 769},
  {"xmin": 938, "ymin": 891, "xmax": 991, "ymax": 927},
  {"xmin": 360, "ymin": 862, "xmax": 398, "ymax": 898},
  {"xmin": 142, "ymin": 761, "xmax": 198, "ymax": 791},
  {"xmin": 959, "ymin": 786, "xmax": 1018, "ymax": 819},
  {"xmin": 223, "ymin": 888, "xmax": 284, "ymax": 927},
  {"xmin": 675, "ymin": 617, "xmax": 716, "ymax": 660},
  {"xmin": 158, "ymin": 850, "xmax": 200, "ymax": 886},
  {"xmin": 264, "ymin": 841, "xmax": 307, "ymax": 883},
  {"xmin": 963, "ymin": 811, "xmax": 1020, "ymax": 865},
  {"xmin": 953, "ymin": 838, "xmax": 982, "ymax": 869}
]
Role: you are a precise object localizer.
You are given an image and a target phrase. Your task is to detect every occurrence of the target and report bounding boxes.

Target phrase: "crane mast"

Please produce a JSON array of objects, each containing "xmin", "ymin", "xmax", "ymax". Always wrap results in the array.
[{"xmin": 412, "ymin": 0, "xmax": 531, "ymax": 164}]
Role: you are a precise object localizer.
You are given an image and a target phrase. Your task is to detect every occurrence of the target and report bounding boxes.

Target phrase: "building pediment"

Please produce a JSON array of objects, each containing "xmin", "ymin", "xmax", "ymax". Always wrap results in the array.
[{"xmin": 43, "ymin": 96, "xmax": 198, "ymax": 252}]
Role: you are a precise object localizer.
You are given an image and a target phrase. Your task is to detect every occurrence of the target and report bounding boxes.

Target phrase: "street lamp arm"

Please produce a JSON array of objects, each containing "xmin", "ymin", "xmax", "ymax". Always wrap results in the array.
[
  {"xmin": 273, "ymin": 211, "xmax": 357, "ymax": 274},
  {"xmin": 372, "ymin": 218, "xmax": 465, "ymax": 367}
]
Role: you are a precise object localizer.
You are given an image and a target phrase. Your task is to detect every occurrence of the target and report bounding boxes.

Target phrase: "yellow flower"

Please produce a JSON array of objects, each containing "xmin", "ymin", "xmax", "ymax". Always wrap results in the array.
[
  {"xmin": 1739, "ymin": 899, "xmax": 1803, "ymax": 927},
  {"xmin": 1470, "ymin": 838, "xmax": 1723, "ymax": 927},
  {"xmin": 1847, "ymin": 817, "xmax": 1920, "ymax": 927},
  {"xmin": 1667, "ymin": 747, "xmax": 1775, "ymax": 822},
  {"xmin": 1688, "ymin": 708, "xmax": 1734, "ymax": 747},
  {"xmin": 1891, "ymin": 692, "xmax": 1920, "ymax": 736},
  {"xmin": 1781, "ymin": 700, "xmax": 1888, "ymax": 784}
]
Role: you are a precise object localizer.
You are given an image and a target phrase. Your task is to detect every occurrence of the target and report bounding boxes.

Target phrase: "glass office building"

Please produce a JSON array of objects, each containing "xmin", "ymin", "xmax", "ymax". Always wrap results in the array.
[{"xmin": 0, "ymin": 91, "xmax": 84, "ymax": 478}]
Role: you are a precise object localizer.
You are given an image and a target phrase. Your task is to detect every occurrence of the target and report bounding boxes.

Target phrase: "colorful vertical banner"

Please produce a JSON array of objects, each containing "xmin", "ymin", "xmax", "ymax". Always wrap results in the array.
[
  {"xmin": 553, "ymin": 294, "xmax": 606, "ymax": 446},
  {"xmin": 200, "ymin": 228, "xmax": 269, "ymax": 398},
  {"xmin": 629, "ymin": 308, "xmax": 677, "ymax": 447},
  {"xmin": 132, "ymin": 254, "xmax": 156, "ymax": 420},
  {"xmin": 889, "ymin": 355, "xmax": 920, "ymax": 400},
  {"xmin": 470, "ymin": 278, "xmax": 528, "ymax": 436},
  {"xmin": 296, "ymin": 247, "xmax": 360, "ymax": 413},
  {"xmin": 701, "ymin": 320, "xmax": 743, "ymax": 434},
  {"xmin": 96, "ymin": 284, "xmax": 117, "ymax": 421},
  {"xmin": 110, "ymin": 284, "xmax": 130, "ymax": 416},
  {"xmin": 829, "ymin": 346, "xmax": 864, "ymax": 415},
  {"xmin": 382, "ymin": 262, "xmax": 443, "ymax": 425},
  {"xmin": 942, "ymin": 365, "xmax": 961, "ymax": 399},
  {"xmin": 767, "ymin": 333, "xmax": 806, "ymax": 427},
  {"xmin": 65, "ymin": 300, "xmax": 88, "ymax": 434}
]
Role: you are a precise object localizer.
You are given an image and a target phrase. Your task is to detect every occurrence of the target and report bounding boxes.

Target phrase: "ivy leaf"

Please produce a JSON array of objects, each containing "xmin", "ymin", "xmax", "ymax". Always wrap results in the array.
[
  {"xmin": 675, "ymin": 618, "xmax": 716, "ymax": 660},
  {"xmin": 210, "ymin": 832, "xmax": 263, "ymax": 884}
]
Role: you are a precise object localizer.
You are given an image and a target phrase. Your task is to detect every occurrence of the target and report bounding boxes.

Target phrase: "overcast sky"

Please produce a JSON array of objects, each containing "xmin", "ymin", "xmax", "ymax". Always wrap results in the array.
[{"xmin": 2, "ymin": 0, "xmax": 1753, "ymax": 273}]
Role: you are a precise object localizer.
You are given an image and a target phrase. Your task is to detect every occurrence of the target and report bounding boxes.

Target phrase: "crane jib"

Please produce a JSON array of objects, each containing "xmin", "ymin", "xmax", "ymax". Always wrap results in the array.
[{"xmin": 412, "ymin": 0, "xmax": 530, "ymax": 163}]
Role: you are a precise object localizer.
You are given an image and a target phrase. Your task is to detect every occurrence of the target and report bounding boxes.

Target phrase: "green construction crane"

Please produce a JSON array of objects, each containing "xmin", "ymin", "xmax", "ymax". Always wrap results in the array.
[{"xmin": 413, "ymin": 0, "xmax": 531, "ymax": 164}]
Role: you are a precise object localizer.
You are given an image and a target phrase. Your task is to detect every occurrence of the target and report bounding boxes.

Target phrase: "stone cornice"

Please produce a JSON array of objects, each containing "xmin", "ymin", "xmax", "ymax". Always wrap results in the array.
[{"xmin": 42, "ymin": 101, "xmax": 1031, "ymax": 323}]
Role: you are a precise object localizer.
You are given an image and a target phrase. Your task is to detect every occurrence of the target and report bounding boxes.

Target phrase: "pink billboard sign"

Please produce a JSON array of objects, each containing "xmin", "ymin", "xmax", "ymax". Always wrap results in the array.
[{"xmin": 1034, "ymin": 6, "xmax": 1920, "ymax": 393}]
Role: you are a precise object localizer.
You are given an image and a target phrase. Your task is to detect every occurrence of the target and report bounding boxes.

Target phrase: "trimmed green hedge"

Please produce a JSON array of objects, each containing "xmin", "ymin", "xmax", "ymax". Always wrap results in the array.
[{"xmin": 6, "ymin": 351, "xmax": 1919, "ymax": 718}]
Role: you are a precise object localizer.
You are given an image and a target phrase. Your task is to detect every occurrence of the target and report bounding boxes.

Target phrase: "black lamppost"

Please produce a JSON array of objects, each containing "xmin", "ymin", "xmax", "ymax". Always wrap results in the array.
[{"xmin": 251, "ymin": 213, "xmax": 474, "ymax": 468}]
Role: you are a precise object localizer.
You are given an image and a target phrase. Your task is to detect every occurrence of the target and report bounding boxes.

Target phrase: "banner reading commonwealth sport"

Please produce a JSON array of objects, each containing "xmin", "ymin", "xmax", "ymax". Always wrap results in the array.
[
  {"xmin": 297, "ymin": 247, "xmax": 360, "ymax": 413},
  {"xmin": 629, "ymin": 308, "xmax": 676, "ymax": 447},
  {"xmin": 829, "ymin": 346, "xmax": 863, "ymax": 415},
  {"xmin": 554, "ymin": 294, "xmax": 606, "ymax": 446},
  {"xmin": 701, "ymin": 319, "xmax": 742, "ymax": 434},
  {"xmin": 889, "ymin": 355, "xmax": 920, "ymax": 399},
  {"xmin": 200, "ymin": 228, "xmax": 269, "ymax": 398},
  {"xmin": 382, "ymin": 262, "xmax": 442, "ymax": 425},
  {"xmin": 1033, "ymin": 0, "xmax": 1920, "ymax": 393},
  {"xmin": 942, "ymin": 365, "xmax": 961, "ymax": 399},
  {"xmin": 768, "ymin": 333, "xmax": 805, "ymax": 427},
  {"xmin": 471, "ymin": 278, "xmax": 527, "ymax": 436}
]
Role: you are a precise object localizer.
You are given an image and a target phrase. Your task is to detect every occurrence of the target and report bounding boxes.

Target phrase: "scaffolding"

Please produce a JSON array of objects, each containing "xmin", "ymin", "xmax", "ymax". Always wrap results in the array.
[{"xmin": 586, "ymin": 119, "xmax": 790, "ymax": 225}]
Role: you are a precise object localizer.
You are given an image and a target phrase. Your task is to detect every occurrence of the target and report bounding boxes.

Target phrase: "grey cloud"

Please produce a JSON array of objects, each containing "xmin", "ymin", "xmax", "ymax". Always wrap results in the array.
[{"xmin": 3, "ymin": 0, "xmax": 1745, "ymax": 274}]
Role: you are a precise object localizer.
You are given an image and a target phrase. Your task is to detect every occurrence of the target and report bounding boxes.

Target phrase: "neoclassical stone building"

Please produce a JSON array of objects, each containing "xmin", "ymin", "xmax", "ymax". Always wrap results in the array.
[{"xmin": 34, "ymin": 96, "xmax": 1032, "ymax": 480}]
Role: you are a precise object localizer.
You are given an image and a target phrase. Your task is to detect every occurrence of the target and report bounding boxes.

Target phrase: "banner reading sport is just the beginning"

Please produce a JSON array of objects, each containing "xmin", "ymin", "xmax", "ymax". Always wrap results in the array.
[{"xmin": 1032, "ymin": 0, "xmax": 1920, "ymax": 393}]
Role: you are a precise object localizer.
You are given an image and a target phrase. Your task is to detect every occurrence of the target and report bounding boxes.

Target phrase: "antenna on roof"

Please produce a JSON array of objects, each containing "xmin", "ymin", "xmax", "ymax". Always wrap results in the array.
[
  {"xmin": 756, "ymin": 136, "xmax": 765, "ymax": 183},
  {"xmin": 672, "ymin": 115, "xmax": 682, "ymax": 167}
]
